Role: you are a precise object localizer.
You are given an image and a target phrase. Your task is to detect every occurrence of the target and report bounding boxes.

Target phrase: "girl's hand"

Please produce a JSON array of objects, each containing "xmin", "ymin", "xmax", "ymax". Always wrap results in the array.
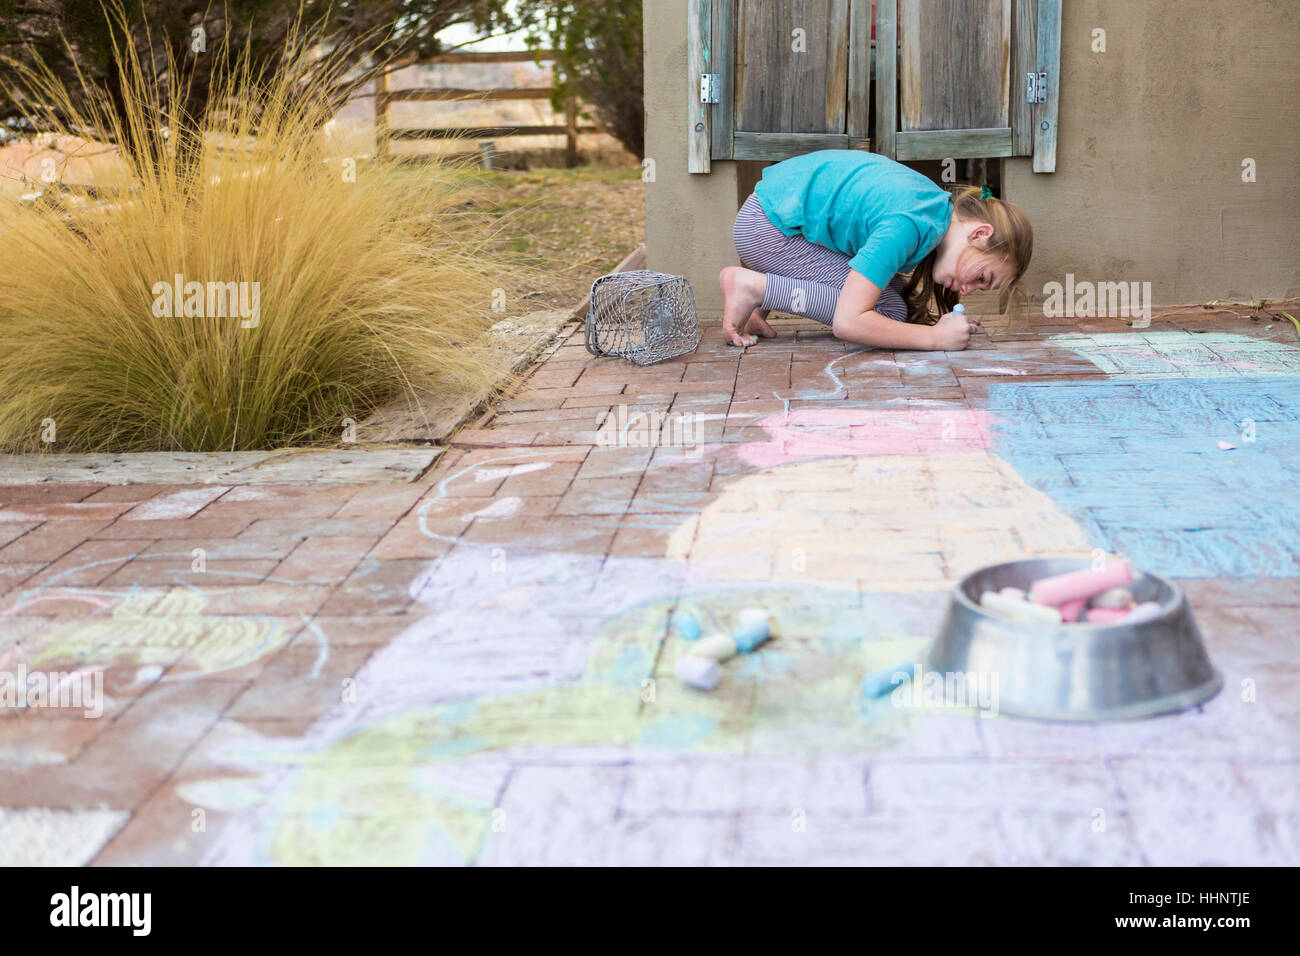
[{"xmin": 929, "ymin": 310, "xmax": 980, "ymax": 350}]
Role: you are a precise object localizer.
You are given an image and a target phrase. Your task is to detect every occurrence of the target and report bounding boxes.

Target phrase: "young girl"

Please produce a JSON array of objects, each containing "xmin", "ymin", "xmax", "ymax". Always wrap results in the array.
[{"xmin": 721, "ymin": 150, "xmax": 1033, "ymax": 350}]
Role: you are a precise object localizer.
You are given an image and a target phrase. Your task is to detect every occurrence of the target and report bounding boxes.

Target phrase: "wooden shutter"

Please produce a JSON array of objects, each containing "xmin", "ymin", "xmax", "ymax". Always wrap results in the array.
[
  {"xmin": 687, "ymin": 0, "xmax": 1059, "ymax": 173},
  {"xmin": 689, "ymin": 0, "xmax": 873, "ymax": 170},
  {"xmin": 875, "ymin": 0, "xmax": 1062, "ymax": 170}
]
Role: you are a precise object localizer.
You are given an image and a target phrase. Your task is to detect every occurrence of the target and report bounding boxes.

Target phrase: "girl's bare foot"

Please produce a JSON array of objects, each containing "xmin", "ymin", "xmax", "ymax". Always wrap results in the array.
[
  {"xmin": 719, "ymin": 266, "xmax": 767, "ymax": 347},
  {"xmin": 743, "ymin": 308, "xmax": 777, "ymax": 339}
]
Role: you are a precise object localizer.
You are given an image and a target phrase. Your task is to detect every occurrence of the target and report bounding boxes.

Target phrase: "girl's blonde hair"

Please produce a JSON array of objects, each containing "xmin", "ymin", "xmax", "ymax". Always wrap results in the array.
[{"xmin": 899, "ymin": 186, "xmax": 1034, "ymax": 324}]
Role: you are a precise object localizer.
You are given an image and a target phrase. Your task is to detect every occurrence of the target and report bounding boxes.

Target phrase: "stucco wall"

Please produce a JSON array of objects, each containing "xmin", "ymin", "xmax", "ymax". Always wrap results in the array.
[
  {"xmin": 643, "ymin": 0, "xmax": 739, "ymax": 317},
  {"xmin": 644, "ymin": 0, "xmax": 1300, "ymax": 314},
  {"xmin": 1005, "ymin": 0, "xmax": 1300, "ymax": 305}
]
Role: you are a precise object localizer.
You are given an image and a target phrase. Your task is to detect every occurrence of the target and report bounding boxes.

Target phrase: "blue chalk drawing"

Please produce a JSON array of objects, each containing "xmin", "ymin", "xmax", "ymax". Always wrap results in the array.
[
  {"xmin": 988, "ymin": 375, "xmax": 1300, "ymax": 577},
  {"xmin": 435, "ymin": 699, "xmax": 478, "ymax": 726},
  {"xmin": 609, "ymin": 645, "xmax": 655, "ymax": 686},
  {"xmin": 638, "ymin": 713, "xmax": 717, "ymax": 749},
  {"xmin": 861, "ymin": 661, "xmax": 916, "ymax": 699},
  {"xmin": 734, "ymin": 649, "xmax": 796, "ymax": 683},
  {"xmin": 309, "ymin": 803, "xmax": 344, "ymax": 831}
]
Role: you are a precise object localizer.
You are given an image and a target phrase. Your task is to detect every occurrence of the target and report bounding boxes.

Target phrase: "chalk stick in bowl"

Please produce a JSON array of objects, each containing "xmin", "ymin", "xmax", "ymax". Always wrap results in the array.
[
  {"xmin": 1090, "ymin": 587, "xmax": 1135, "ymax": 610},
  {"xmin": 979, "ymin": 590, "xmax": 1062, "ymax": 625},
  {"xmin": 1030, "ymin": 561, "xmax": 1132, "ymax": 607},
  {"xmin": 1122, "ymin": 601, "xmax": 1164, "ymax": 625},
  {"xmin": 1058, "ymin": 597, "xmax": 1086, "ymax": 623},
  {"xmin": 1084, "ymin": 606, "xmax": 1131, "ymax": 624}
]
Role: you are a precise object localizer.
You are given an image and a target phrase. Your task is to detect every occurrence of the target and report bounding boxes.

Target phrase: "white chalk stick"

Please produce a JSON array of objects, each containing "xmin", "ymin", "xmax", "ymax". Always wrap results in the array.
[
  {"xmin": 675, "ymin": 655, "xmax": 721, "ymax": 690},
  {"xmin": 689, "ymin": 633, "xmax": 739, "ymax": 662},
  {"xmin": 1090, "ymin": 587, "xmax": 1135, "ymax": 610},
  {"xmin": 980, "ymin": 590, "xmax": 1062, "ymax": 625},
  {"xmin": 1122, "ymin": 601, "xmax": 1165, "ymax": 624},
  {"xmin": 999, "ymin": 586, "xmax": 1027, "ymax": 600}
]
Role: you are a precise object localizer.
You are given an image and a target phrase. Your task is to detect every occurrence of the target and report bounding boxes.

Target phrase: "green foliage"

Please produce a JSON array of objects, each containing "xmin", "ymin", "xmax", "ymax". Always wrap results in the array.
[
  {"xmin": 0, "ymin": 1, "xmax": 516, "ymax": 151},
  {"xmin": 524, "ymin": 0, "xmax": 644, "ymax": 158}
]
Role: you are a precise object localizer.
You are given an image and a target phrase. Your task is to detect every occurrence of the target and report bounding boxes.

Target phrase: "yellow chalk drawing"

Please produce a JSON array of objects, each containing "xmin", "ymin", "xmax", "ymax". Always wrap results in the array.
[{"xmin": 672, "ymin": 453, "xmax": 1093, "ymax": 589}]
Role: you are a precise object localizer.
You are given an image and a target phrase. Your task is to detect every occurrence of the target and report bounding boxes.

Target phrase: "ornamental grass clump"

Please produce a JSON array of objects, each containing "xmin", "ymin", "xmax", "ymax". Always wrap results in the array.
[{"xmin": 0, "ymin": 17, "xmax": 507, "ymax": 452}]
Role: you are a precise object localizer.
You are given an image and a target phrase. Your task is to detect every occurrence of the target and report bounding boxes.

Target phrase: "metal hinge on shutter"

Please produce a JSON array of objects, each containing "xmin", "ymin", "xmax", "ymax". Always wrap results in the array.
[
  {"xmin": 700, "ymin": 73, "xmax": 721, "ymax": 104},
  {"xmin": 1026, "ymin": 72, "xmax": 1048, "ymax": 104}
]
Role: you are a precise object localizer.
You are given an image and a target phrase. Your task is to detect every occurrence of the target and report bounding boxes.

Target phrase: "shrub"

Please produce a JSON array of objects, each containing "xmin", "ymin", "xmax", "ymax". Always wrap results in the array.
[{"xmin": 0, "ymin": 18, "xmax": 507, "ymax": 452}]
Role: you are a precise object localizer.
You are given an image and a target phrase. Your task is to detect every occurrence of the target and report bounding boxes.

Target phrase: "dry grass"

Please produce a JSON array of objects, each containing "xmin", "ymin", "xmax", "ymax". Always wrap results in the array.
[
  {"xmin": 0, "ymin": 21, "xmax": 511, "ymax": 452},
  {"xmin": 447, "ymin": 164, "xmax": 645, "ymax": 310}
]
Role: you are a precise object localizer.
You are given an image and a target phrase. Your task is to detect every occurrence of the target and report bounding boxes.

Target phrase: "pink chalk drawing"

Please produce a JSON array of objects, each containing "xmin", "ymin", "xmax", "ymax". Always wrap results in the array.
[
  {"xmin": 1, "ymin": 591, "xmax": 113, "ymax": 617},
  {"xmin": 737, "ymin": 407, "xmax": 995, "ymax": 468}
]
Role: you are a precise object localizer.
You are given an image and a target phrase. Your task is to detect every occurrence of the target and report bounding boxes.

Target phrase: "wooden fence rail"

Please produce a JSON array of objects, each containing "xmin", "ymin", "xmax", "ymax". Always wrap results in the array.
[{"xmin": 375, "ymin": 50, "xmax": 598, "ymax": 166}]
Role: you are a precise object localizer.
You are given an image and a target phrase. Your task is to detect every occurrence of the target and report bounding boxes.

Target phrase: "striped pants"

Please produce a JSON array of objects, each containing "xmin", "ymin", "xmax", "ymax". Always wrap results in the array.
[{"xmin": 732, "ymin": 192, "xmax": 909, "ymax": 325}]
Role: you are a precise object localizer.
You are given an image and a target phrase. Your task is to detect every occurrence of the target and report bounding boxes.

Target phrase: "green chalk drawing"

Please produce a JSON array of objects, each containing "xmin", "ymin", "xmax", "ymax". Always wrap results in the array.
[
  {"xmin": 9, "ymin": 587, "xmax": 296, "ymax": 679},
  {"xmin": 191, "ymin": 588, "xmax": 945, "ymax": 866}
]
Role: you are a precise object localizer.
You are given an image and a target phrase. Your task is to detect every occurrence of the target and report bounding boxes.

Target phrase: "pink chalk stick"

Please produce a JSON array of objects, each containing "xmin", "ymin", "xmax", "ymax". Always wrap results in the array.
[
  {"xmin": 1085, "ymin": 606, "xmax": 1131, "ymax": 624},
  {"xmin": 1058, "ymin": 597, "xmax": 1086, "ymax": 622},
  {"xmin": 1030, "ymin": 561, "xmax": 1132, "ymax": 606}
]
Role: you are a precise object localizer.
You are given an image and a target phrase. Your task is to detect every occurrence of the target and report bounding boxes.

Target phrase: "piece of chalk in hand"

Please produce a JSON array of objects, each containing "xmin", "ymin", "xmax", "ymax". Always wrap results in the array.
[
  {"xmin": 953, "ymin": 304, "xmax": 965, "ymax": 314},
  {"xmin": 732, "ymin": 608, "xmax": 771, "ymax": 653},
  {"xmin": 690, "ymin": 633, "xmax": 739, "ymax": 662},
  {"xmin": 1030, "ymin": 561, "xmax": 1132, "ymax": 606},
  {"xmin": 676, "ymin": 612, "xmax": 702, "ymax": 641},
  {"xmin": 862, "ymin": 661, "xmax": 915, "ymax": 699},
  {"xmin": 676, "ymin": 655, "xmax": 721, "ymax": 690}
]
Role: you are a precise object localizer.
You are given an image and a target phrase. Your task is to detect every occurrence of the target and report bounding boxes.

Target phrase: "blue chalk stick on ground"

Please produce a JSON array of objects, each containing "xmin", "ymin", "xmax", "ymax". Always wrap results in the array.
[
  {"xmin": 676, "ymin": 612, "xmax": 701, "ymax": 641},
  {"xmin": 732, "ymin": 620, "xmax": 769, "ymax": 653},
  {"xmin": 861, "ymin": 661, "xmax": 916, "ymax": 698}
]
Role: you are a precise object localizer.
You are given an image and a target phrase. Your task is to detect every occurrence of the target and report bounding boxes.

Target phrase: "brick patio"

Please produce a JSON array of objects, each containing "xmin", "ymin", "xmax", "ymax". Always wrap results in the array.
[{"xmin": 2, "ymin": 310, "xmax": 1298, "ymax": 865}]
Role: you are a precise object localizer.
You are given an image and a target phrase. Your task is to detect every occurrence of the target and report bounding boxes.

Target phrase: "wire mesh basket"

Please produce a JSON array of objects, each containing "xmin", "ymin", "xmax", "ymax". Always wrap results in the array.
[{"xmin": 585, "ymin": 270, "xmax": 700, "ymax": 365}]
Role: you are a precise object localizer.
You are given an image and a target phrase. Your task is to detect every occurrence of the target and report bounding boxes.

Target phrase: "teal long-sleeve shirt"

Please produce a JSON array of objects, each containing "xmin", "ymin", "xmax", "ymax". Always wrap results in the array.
[{"xmin": 753, "ymin": 150, "xmax": 953, "ymax": 291}]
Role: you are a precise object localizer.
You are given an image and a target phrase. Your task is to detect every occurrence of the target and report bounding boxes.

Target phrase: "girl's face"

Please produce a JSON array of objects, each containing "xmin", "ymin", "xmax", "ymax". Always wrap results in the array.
[{"xmin": 934, "ymin": 227, "xmax": 1013, "ymax": 295}]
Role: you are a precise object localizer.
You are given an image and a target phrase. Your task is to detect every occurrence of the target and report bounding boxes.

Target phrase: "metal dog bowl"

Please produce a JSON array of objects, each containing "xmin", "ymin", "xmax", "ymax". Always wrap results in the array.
[{"xmin": 929, "ymin": 557, "xmax": 1222, "ymax": 721}]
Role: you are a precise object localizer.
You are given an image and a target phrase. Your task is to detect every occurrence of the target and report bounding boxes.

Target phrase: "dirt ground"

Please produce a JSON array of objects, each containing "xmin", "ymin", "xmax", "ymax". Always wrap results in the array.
[{"xmin": 464, "ymin": 161, "xmax": 646, "ymax": 311}]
